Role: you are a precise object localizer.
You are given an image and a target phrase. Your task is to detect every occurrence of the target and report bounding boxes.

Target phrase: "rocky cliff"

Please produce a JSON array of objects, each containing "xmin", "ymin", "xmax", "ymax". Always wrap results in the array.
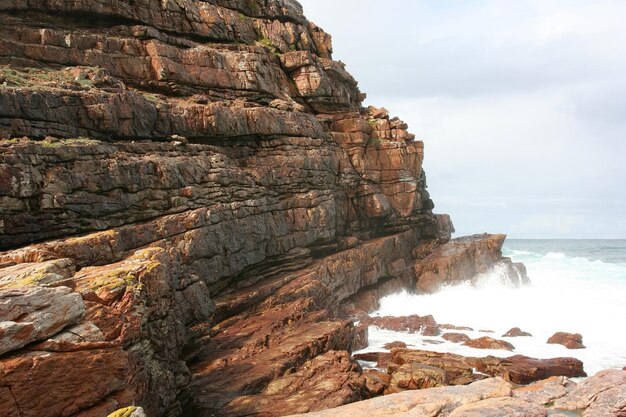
[{"xmin": 0, "ymin": 2, "xmax": 527, "ymax": 417}]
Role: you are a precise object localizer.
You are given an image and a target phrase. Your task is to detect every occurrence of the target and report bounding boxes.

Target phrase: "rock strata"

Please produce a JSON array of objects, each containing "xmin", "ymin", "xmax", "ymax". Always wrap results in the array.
[
  {"xmin": 0, "ymin": 286, "xmax": 84, "ymax": 355},
  {"xmin": 355, "ymin": 348, "xmax": 586, "ymax": 387},
  {"xmin": 414, "ymin": 234, "xmax": 529, "ymax": 293},
  {"xmin": 0, "ymin": 1, "xmax": 534, "ymax": 417}
]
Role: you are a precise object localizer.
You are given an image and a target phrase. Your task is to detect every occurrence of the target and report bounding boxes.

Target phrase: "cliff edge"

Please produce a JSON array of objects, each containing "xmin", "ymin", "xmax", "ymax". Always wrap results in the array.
[{"xmin": 0, "ymin": 1, "xmax": 525, "ymax": 417}]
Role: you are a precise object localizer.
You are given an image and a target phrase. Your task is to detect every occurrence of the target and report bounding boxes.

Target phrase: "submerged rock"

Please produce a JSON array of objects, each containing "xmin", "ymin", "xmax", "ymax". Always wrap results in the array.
[
  {"xmin": 503, "ymin": 327, "xmax": 532, "ymax": 337},
  {"xmin": 442, "ymin": 332, "xmax": 472, "ymax": 343}
]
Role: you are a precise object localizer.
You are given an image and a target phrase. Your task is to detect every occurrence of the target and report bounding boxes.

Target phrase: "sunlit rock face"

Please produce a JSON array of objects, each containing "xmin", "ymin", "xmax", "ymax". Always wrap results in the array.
[{"xmin": 0, "ymin": 1, "xmax": 524, "ymax": 417}]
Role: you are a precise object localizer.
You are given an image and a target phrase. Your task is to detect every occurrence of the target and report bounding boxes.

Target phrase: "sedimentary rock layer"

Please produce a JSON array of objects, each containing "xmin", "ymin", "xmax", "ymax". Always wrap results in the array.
[{"xmin": 0, "ymin": 1, "xmax": 533, "ymax": 417}]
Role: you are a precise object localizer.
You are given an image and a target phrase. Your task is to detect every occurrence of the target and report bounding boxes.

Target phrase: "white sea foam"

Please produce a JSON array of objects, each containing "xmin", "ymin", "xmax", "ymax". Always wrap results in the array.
[{"xmin": 357, "ymin": 244, "xmax": 626, "ymax": 376}]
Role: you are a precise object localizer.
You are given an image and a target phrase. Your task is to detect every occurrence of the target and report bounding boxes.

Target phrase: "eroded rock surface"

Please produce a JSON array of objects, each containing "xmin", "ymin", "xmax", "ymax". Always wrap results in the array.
[
  {"xmin": 355, "ymin": 348, "xmax": 586, "ymax": 387},
  {"xmin": 284, "ymin": 377, "xmax": 513, "ymax": 417},
  {"xmin": 0, "ymin": 1, "xmax": 532, "ymax": 417},
  {"xmin": 553, "ymin": 369, "xmax": 626, "ymax": 416},
  {"xmin": 414, "ymin": 234, "xmax": 528, "ymax": 293}
]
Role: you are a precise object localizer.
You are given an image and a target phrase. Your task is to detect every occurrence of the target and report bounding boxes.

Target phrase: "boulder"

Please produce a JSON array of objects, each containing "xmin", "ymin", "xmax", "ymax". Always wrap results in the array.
[
  {"xmin": 503, "ymin": 327, "xmax": 532, "ymax": 337},
  {"xmin": 463, "ymin": 336, "xmax": 515, "ymax": 351},
  {"xmin": 362, "ymin": 369, "xmax": 391, "ymax": 397},
  {"xmin": 388, "ymin": 362, "xmax": 446, "ymax": 391},
  {"xmin": 547, "ymin": 332, "xmax": 585, "ymax": 349},
  {"xmin": 383, "ymin": 341, "xmax": 408, "ymax": 349},
  {"xmin": 470, "ymin": 355, "xmax": 586, "ymax": 385}
]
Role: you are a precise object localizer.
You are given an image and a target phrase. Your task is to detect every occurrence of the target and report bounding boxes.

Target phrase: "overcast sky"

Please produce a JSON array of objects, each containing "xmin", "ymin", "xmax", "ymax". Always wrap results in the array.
[{"xmin": 299, "ymin": 0, "xmax": 626, "ymax": 239}]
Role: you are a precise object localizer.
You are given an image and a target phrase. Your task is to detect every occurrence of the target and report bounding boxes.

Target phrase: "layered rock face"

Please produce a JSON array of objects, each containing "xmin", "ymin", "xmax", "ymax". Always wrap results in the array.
[{"xmin": 0, "ymin": 2, "xmax": 529, "ymax": 417}]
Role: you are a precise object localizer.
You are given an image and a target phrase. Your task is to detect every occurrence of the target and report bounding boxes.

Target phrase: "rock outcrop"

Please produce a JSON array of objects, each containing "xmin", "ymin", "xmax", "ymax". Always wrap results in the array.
[
  {"xmin": 414, "ymin": 234, "xmax": 528, "ymax": 293},
  {"xmin": 354, "ymin": 348, "xmax": 586, "ymax": 388},
  {"xmin": 0, "ymin": 1, "xmax": 532, "ymax": 417}
]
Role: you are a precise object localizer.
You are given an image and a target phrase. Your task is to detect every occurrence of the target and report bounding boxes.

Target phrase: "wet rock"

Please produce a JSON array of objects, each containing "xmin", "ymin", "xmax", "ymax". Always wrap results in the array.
[
  {"xmin": 463, "ymin": 336, "xmax": 515, "ymax": 351},
  {"xmin": 547, "ymin": 332, "xmax": 585, "ymax": 349},
  {"xmin": 363, "ymin": 315, "xmax": 440, "ymax": 336},
  {"xmin": 443, "ymin": 332, "xmax": 472, "ymax": 343},
  {"xmin": 383, "ymin": 341, "xmax": 408, "ymax": 349},
  {"xmin": 503, "ymin": 327, "xmax": 532, "ymax": 337},
  {"xmin": 352, "ymin": 322, "xmax": 369, "ymax": 351},
  {"xmin": 470, "ymin": 355, "xmax": 587, "ymax": 385},
  {"xmin": 415, "ymin": 234, "xmax": 529, "ymax": 293}
]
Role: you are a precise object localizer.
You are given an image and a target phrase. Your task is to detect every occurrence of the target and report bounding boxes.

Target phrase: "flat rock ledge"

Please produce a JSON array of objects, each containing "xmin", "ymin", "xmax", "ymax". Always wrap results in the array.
[
  {"xmin": 287, "ymin": 369, "xmax": 626, "ymax": 417},
  {"xmin": 285, "ymin": 378, "xmax": 521, "ymax": 417}
]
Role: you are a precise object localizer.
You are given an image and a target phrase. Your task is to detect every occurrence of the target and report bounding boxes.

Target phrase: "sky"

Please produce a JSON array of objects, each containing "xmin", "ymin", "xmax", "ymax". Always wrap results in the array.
[{"xmin": 298, "ymin": 0, "xmax": 626, "ymax": 238}]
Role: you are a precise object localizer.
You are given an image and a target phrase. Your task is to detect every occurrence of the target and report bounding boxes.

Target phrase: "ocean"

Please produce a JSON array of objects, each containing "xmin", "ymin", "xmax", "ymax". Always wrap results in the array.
[{"xmin": 357, "ymin": 239, "xmax": 626, "ymax": 376}]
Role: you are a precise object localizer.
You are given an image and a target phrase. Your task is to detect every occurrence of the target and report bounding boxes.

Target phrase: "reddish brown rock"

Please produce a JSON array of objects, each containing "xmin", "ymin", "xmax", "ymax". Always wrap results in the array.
[
  {"xmin": 469, "ymin": 355, "xmax": 587, "ymax": 385},
  {"xmin": 284, "ymin": 377, "xmax": 514, "ymax": 417},
  {"xmin": 513, "ymin": 376, "xmax": 576, "ymax": 405},
  {"xmin": 463, "ymin": 336, "xmax": 516, "ymax": 351},
  {"xmin": 449, "ymin": 397, "xmax": 547, "ymax": 417},
  {"xmin": 389, "ymin": 362, "xmax": 446, "ymax": 391},
  {"xmin": 363, "ymin": 348, "xmax": 586, "ymax": 387},
  {"xmin": 414, "ymin": 234, "xmax": 529, "ymax": 293},
  {"xmin": 390, "ymin": 349, "xmax": 476, "ymax": 386},
  {"xmin": 383, "ymin": 341, "xmax": 408, "ymax": 350},
  {"xmin": 503, "ymin": 327, "xmax": 532, "ymax": 337},
  {"xmin": 0, "ymin": 1, "xmax": 527, "ymax": 416},
  {"xmin": 363, "ymin": 315, "xmax": 440, "ymax": 336},
  {"xmin": 220, "ymin": 351, "xmax": 367, "ymax": 417},
  {"xmin": 547, "ymin": 332, "xmax": 586, "ymax": 349},
  {"xmin": 553, "ymin": 368, "xmax": 626, "ymax": 416},
  {"xmin": 442, "ymin": 332, "xmax": 472, "ymax": 343},
  {"xmin": 363, "ymin": 369, "xmax": 391, "ymax": 397}
]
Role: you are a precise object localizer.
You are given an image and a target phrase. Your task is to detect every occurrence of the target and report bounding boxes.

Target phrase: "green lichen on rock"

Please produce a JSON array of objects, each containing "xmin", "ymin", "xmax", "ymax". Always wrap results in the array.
[{"xmin": 107, "ymin": 406, "xmax": 138, "ymax": 417}]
